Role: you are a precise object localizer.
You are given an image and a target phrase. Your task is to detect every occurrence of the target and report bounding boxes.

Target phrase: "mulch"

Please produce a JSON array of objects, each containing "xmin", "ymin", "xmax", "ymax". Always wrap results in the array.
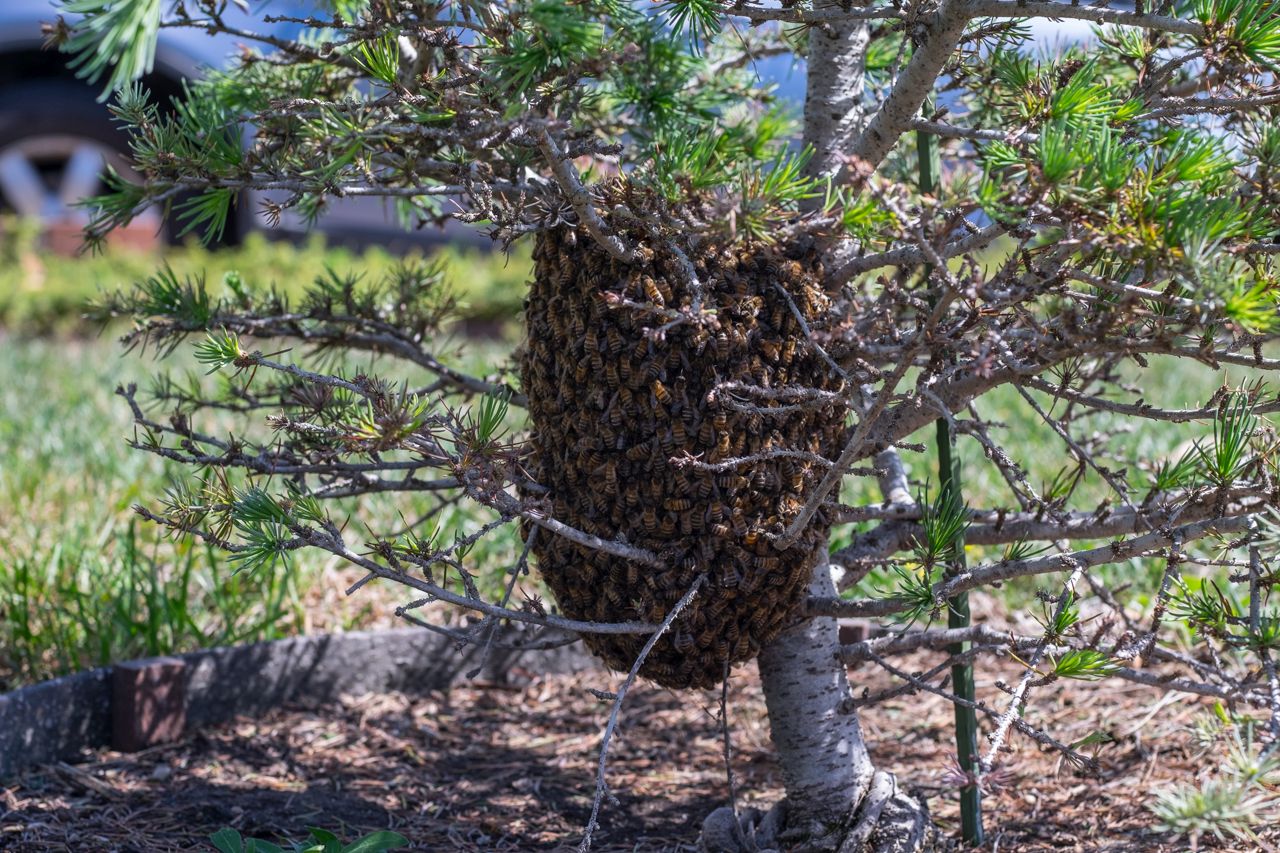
[{"xmin": 0, "ymin": 652, "xmax": 1274, "ymax": 852}]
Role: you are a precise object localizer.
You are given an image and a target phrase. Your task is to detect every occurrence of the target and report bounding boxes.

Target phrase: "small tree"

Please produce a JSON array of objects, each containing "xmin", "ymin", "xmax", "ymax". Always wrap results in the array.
[{"xmin": 58, "ymin": 0, "xmax": 1280, "ymax": 849}]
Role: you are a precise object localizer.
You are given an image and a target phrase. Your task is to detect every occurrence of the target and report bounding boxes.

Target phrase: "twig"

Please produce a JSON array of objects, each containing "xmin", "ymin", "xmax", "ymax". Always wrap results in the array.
[{"xmin": 578, "ymin": 575, "xmax": 706, "ymax": 852}]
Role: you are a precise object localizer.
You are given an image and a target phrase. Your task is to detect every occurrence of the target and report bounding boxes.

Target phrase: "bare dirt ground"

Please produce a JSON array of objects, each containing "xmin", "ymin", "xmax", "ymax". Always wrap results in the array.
[{"xmin": 0, "ymin": 652, "xmax": 1273, "ymax": 852}]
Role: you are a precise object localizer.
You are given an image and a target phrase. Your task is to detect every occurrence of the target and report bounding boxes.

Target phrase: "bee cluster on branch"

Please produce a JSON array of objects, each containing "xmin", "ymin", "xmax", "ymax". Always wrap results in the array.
[{"xmin": 59, "ymin": 0, "xmax": 1280, "ymax": 844}]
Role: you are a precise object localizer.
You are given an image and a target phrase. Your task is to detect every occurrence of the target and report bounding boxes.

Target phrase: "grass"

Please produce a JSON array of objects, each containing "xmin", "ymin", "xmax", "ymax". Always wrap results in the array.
[
  {"xmin": 837, "ymin": 353, "xmax": 1259, "ymax": 614},
  {"xmin": 0, "ymin": 329, "xmax": 533, "ymax": 689},
  {"xmin": 0, "ymin": 229, "xmax": 534, "ymax": 690},
  {"xmin": 0, "ymin": 217, "xmax": 531, "ymax": 335},
  {"xmin": 0, "ymin": 226, "xmax": 1265, "ymax": 689}
]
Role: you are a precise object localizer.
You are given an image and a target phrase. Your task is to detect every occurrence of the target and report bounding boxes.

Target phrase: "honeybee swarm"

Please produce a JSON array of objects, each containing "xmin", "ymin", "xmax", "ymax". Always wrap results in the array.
[{"xmin": 519, "ymin": 228, "xmax": 848, "ymax": 689}]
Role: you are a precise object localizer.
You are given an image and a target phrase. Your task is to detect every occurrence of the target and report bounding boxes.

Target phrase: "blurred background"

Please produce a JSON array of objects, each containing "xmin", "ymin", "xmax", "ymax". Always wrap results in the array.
[
  {"xmin": 0, "ymin": 0, "xmax": 542, "ymax": 691},
  {"xmin": 0, "ymin": 2, "xmax": 1103, "ymax": 692}
]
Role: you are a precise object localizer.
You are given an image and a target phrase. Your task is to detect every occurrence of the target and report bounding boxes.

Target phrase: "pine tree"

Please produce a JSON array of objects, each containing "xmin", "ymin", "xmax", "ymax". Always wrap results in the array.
[{"xmin": 56, "ymin": 0, "xmax": 1280, "ymax": 849}]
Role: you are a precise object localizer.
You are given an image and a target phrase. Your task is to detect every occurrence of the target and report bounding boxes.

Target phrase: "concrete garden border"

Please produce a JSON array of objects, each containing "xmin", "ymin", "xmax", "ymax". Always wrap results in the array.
[{"xmin": 0, "ymin": 627, "xmax": 595, "ymax": 779}]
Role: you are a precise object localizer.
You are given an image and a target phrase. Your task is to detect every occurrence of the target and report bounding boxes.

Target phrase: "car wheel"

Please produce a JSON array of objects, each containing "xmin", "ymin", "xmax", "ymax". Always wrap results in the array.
[{"xmin": 0, "ymin": 81, "xmax": 167, "ymax": 253}]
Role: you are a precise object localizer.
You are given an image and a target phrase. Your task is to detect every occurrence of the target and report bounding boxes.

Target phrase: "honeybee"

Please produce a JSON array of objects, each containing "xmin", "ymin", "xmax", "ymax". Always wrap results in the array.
[
  {"xmin": 641, "ymin": 508, "xmax": 659, "ymax": 534},
  {"xmin": 760, "ymin": 340, "xmax": 781, "ymax": 363},
  {"xmin": 672, "ymin": 420, "xmax": 688, "ymax": 445},
  {"xmin": 696, "ymin": 477, "xmax": 714, "ymax": 500},
  {"xmin": 713, "ymin": 411, "xmax": 728, "ymax": 432},
  {"xmin": 643, "ymin": 276, "xmax": 665, "ymax": 308},
  {"xmin": 711, "ymin": 522, "xmax": 731, "ymax": 538},
  {"xmin": 743, "ymin": 529, "xmax": 759, "ymax": 547},
  {"xmin": 599, "ymin": 460, "xmax": 618, "ymax": 494},
  {"xmin": 626, "ymin": 439, "xmax": 653, "ymax": 461},
  {"xmin": 660, "ymin": 515, "xmax": 676, "ymax": 537},
  {"xmin": 679, "ymin": 513, "xmax": 694, "ymax": 535},
  {"xmin": 715, "ymin": 472, "xmax": 739, "ymax": 489},
  {"xmin": 652, "ymin": 379, "xmax": 671, "ymax": 405},
  {"xmin": 674, "ymin": 631, "xmax": 695, "ymax": 653},
  {"xmin": 664, "ymin": 497, "xmax": 692, "ymax": 511},
  {"xmin": 648, "ymin": 662, "xmax": 677, "ymax": 681},
  {"xmin": 769, "ymin": 305, "xmax": 787, "ymax": 331},
  {"xmin": 606, "ymin": 328, "xmax": 626, "ymax": 356},
  {"xmin": 781, "ymin": 339, "xmax": 797, "ymax": 365}
]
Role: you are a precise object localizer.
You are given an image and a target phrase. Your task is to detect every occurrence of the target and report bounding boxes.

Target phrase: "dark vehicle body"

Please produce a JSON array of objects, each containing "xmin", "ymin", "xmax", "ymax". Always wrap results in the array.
[{"xmin": 0, "ymin": 0, "xmax": 475, "ymax": 250}]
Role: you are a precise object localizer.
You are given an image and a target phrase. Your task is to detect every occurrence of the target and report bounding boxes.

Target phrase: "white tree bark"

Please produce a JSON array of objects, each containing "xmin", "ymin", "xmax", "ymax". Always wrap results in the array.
[
  {"xmin": 758, "ymin": 558, "xmax": 874, "ymax": 829},
  {"xmin": 765, "ymin": 11, "xmax": 875, "ymax": 831},
  {"xmin": 728, "ymin": 11, "xmax": 939, "ymax": 850},
  {"xmin": 704, "ymin": 554, "xmax": 935, "ymax": 852},
  {"xmin": 802, "ymin": 13, "xmax": 870, "ymax": 181}
]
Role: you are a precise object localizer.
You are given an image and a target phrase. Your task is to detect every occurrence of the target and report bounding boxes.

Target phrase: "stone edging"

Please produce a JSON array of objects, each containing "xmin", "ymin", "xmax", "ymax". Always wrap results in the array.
[{"xmin": 0, "ymin": 627, "xmax": 594, "ymax": 779}]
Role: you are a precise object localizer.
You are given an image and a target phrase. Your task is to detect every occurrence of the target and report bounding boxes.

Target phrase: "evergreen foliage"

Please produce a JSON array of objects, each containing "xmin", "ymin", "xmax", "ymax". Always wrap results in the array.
[{"xmin": 52, "ymin": 0, "xmax": 1280, "ymax": 847}]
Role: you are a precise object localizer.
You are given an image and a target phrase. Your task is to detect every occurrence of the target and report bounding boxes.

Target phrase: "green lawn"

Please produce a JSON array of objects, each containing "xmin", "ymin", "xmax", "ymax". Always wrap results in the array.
[
  {"xmin": 0, "ymin": 221, "xmax": 530, "ymax": 334},
  {"xmin": 0, "ymin": 232, "xmax": 532, "ymax": 689}
]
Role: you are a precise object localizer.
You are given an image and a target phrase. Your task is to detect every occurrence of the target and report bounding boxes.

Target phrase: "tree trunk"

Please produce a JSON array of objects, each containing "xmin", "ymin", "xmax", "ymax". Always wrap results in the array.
[
  {"xmin": 769, "ymin": 558, "xmax": 936, "ymax": 851},
  {"xmin": 801, "ymin": 10, "xmax": 870, "ymax": 181},
  {"xmin": 760, "ymin": 561, "xmax": 873, "ymax": 828},
  {"xmin": 701, "ymin": 555, "xmax": 937, "ymax": 852},
  {"xmin": 703, "ymin": 13, "xmax": 941, "ymax": 852}
]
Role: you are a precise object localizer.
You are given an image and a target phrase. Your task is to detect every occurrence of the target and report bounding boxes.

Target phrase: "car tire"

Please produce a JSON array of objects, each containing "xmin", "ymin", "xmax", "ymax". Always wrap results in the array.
[{"xmin": 0, "ymin": 80, "xmax": 241, "ymax": 252}]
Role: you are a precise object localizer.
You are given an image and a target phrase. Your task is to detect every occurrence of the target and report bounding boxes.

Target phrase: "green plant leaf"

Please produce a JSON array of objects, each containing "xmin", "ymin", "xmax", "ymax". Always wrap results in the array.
[
  {"xmin": 340, "ymin": 831, "xmax": 409, "ymax": 853},
  {"xmin": 210, "ymin": 828, "xmax": 244, "ymax": 853}
]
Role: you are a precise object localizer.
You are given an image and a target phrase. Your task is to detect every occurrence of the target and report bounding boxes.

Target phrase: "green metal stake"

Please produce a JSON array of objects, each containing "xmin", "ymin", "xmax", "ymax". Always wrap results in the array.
[{"xmin": 917, "ymin": 99, "xmax": 984, "ymax": 847}]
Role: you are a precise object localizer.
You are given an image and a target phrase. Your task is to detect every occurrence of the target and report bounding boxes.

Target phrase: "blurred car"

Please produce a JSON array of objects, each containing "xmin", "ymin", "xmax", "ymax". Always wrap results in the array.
[
  {"xmin": 0, "ymin": 0, "xmax": 476, "ymax": 252},
  {"xmin": 0, "ymin": 1, "xmax": 1085, "ymax": 254}
]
